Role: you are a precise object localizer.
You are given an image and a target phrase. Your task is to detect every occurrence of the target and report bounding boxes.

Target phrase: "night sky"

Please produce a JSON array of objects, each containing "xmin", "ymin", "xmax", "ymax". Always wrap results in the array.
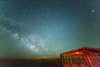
[{"xmin": 0, "ymin": 0, "xmax": 100, "ymax": 58}]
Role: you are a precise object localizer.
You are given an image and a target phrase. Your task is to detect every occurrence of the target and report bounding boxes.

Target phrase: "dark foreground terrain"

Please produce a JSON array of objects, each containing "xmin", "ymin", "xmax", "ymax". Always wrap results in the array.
[{"xmin": 0, "ymin": 58, "xmax": 62, "ymax": 67}]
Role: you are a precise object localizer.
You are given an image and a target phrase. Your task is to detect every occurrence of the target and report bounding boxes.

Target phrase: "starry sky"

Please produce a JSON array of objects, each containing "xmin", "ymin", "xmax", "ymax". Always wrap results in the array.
[{"xmin": 0, "ymin": 0, "xmax": 100, "ymax": 58}]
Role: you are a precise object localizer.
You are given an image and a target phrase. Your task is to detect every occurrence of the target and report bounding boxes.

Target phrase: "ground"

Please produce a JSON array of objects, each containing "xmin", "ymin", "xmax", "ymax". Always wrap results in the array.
[{"xmin": 0, "ymin": 58, "xmax": 62, "ymax": 67}]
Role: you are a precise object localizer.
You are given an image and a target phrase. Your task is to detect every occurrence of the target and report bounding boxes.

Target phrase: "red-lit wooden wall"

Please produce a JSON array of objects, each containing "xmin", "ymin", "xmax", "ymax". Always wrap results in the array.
[{"xmin": 60, "ymin": 48, "xmax": 100, "ymax": 67}]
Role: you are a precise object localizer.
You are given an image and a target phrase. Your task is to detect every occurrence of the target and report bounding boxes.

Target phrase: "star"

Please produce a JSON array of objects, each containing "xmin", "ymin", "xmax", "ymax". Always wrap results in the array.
[{"xmin": 91, "ymin": 9, "xmax": 96, "ymax": 13}]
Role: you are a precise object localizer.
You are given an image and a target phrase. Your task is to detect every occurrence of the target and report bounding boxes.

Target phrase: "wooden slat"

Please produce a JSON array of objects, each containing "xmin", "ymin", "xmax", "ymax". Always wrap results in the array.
[{"xmin": 61, "ymin": 54, "xmax": 100, "ymax": 67}]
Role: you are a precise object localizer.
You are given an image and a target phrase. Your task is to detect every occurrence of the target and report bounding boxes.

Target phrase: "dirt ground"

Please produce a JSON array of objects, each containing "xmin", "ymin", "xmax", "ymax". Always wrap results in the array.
[{"xmin": 0, "ymin": 59, "xmax": 62, "ymax": 67}]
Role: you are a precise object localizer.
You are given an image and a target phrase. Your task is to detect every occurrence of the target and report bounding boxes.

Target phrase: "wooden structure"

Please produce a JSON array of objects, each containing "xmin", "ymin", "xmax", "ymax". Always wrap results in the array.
[{"xmin": 60, "ymin": 47, "xmax": 100, "ymax": 67}]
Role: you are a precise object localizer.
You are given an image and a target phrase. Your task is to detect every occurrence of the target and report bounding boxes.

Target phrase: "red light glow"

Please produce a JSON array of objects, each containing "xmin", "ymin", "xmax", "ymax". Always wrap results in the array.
[{"xmin": 71, "ymin": 51, "xmax": 83, "ymax": 54}]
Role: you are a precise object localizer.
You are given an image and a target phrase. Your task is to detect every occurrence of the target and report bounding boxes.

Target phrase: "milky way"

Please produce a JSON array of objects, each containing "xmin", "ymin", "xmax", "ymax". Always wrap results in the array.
[{"xmin": 0, "ymin": 0, "xmax": 100, "ymax": 58}]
